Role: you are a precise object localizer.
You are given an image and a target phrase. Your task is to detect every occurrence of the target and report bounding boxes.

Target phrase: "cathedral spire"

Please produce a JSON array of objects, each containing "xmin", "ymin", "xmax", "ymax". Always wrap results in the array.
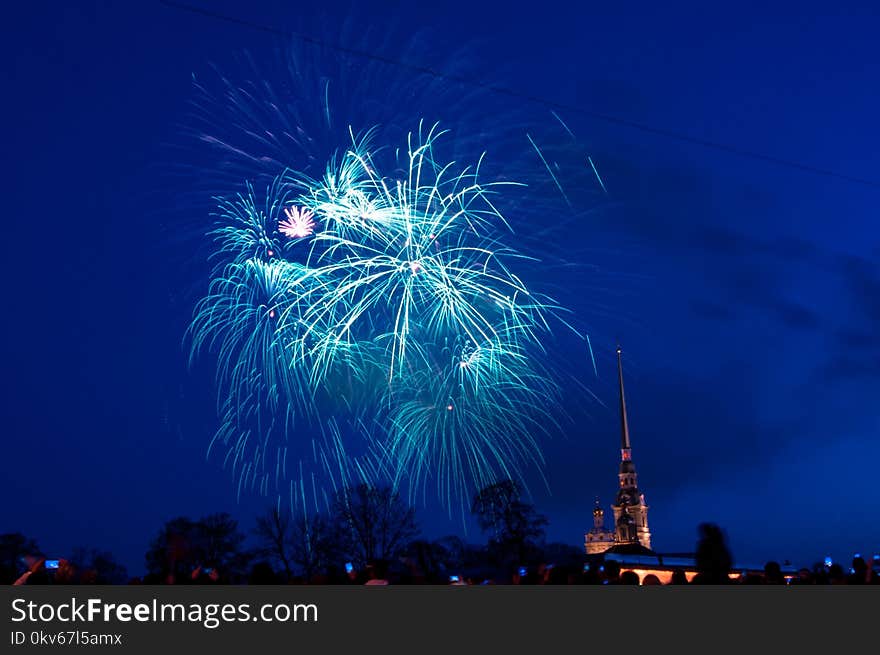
[
  {"xmin": 617, "ymin": 346, "xmax": 631, "ymax": 459},
  {"xmin": 584, "ymin": 345, "xmax": 652, "ymax": 554}
]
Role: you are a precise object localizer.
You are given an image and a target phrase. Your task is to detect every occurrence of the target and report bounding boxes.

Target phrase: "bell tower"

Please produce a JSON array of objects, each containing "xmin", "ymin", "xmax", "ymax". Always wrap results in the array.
[
  {"xmin": 610, "ymin": 346, "xmax": 651, "ymax": 550},
  {"xmin": 585, "ymin": 497, "xmax": 616, "ymax": 554}
]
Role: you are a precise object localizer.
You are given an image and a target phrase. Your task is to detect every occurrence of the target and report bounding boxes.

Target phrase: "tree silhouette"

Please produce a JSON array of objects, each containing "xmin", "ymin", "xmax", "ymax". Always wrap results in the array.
[
  {"xmin": 331, "ymin": 484, "xmax": 419, "ymax": 566},
  {"xmin": 70, "ymin": 547, "xmax": 128, "ymax": 584},
  {"xmin": 145, "ymin": 516, "xmax": 197, "ymax": 579},
  {"xmin": 254, "ymin": 506, "xmax": 338, "ymax": 581},
  {"xmin": 197, "ymin": 513, "xmax": 250, "ymax": 579},
  {"xmin": 145, "ymin": 513, "xmax": 250, "ymax": 582},
  {"xmin": 404, "ymin": 539, "xmax": 452, "ymax": 582},
  {"xmin": 290, "ymin": 513, "xmax": 336, "ymax": 580},
  {"xmin": 253, "ymin": 507, "xmax": 294, "ymax": 581},
  {"xmin": 471, "ymin": 480, "xmax": 548, "ymax": 566}
]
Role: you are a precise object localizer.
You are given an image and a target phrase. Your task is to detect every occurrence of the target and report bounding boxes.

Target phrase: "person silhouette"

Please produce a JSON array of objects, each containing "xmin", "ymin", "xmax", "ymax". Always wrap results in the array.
[{"xmin": 694, "ymin": 523, "xmax": 733, "ymax": 584}]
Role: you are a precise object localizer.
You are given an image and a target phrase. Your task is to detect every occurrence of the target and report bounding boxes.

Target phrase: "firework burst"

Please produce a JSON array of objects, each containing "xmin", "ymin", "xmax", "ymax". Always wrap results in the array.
[
  {"xmin": 279, "ymin": 206, "xmax": 317, "ymax": 239},
  {"xmin": 186, "ymin": 60, "xmax": 587, "ymax": 514}
]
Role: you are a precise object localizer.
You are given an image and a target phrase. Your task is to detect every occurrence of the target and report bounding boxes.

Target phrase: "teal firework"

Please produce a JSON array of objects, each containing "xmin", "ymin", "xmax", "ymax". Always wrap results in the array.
[{"xmin": 188, "ymin": 121, "xmax": 569, "ymax": 511}]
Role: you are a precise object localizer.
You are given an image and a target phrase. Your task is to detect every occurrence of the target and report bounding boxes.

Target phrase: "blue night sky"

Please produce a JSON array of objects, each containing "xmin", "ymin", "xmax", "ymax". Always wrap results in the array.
[{"xmin": 2, "ymin": 1, "xmax": 878, "ymax": 575}]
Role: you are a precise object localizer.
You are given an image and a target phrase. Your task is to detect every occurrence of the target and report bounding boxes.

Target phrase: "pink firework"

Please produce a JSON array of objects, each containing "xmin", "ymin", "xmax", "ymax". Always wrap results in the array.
[{"xmin": 278, "ymin": 205, "xmax": 316, "ymax": 239}]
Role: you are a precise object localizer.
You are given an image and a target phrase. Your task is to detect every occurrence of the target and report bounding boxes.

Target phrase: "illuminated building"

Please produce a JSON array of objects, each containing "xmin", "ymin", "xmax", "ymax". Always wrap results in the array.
[
  {"xmin": 585, "ymin": 499, "xmax": 616, "ymax": 555},
  {"xmin": 585, "ymin": 346, "xmax": 652, "ymax": 555}
]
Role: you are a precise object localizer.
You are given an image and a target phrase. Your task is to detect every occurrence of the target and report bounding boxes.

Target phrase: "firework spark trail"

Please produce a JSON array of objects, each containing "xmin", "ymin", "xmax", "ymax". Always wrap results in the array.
[
  {"xmin": 527, "ymin": 133, "xmax": 571, "ymax": 208},
  {"xmin": 587, "ymin": 155, "xmax": 608, "ymax": 195},
  {"xmin": 586, "ymin": 333, "xmax": 598, "ymax": 378},
  {"xmin": 550, "ymin": 110, "xmax": 576, "ymax": 140}
]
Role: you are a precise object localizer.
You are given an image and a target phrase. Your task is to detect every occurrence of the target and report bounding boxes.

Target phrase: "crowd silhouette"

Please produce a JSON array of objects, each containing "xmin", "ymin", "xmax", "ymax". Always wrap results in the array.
[{"xmin": 6, "ymin": 547, "xmax": 878, "ymax": 586}]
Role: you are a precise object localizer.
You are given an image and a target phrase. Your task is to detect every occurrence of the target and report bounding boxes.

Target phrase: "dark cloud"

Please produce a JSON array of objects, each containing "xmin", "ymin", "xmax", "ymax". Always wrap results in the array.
[
  {"xmin": 809, "ymin": 254, "xmax": 880, "ymax": 381},
  {"xmin": 819, "ymin": 355, "xmax": 880, "ymax": 380},
  {"xmin": 597, "ymin": 162, "xmax": 713, "ymax": 245},
  {"xmin": 834, "ymin": 329, "xmax": 876, "ymax": 350},
  {"xmin": 717, "ymin": 270, "xmax": 822, "ymax": 331},
  {"xmin": 581, "ymin": 155, "xmax": 831, "ymax": 335},
  {"xmin": 689, "ymin": 298, "xmax": 735, "ymax": 321},
  {"xmin": 691, "ymin": 226, "xmax": 822, "ymax": 264},
  {"xmin": 835, "ymin": 253, "xmax": 880, "ymax": 322},
  {"xmin": 769, "ymin": 299, "xmax": 822, "ymax": 330}
]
